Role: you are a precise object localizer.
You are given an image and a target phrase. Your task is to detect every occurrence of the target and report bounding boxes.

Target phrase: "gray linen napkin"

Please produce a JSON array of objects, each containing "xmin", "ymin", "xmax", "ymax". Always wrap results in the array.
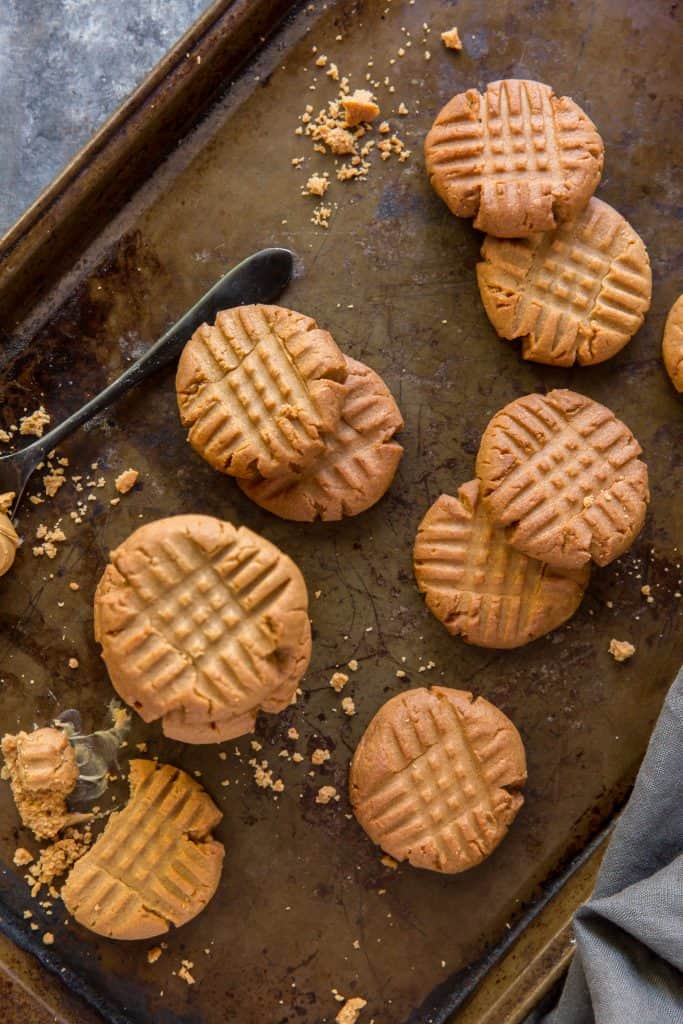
[{"xmin": 541, "ymin": 667, "xmax": 683, "ymax": 1023}]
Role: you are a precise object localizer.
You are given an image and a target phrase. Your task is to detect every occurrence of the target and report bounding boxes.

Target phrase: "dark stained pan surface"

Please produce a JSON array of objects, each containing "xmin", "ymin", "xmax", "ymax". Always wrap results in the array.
[{"xmin": 0, "ymin": 1, "xmax": 681, "ymax": 1022}]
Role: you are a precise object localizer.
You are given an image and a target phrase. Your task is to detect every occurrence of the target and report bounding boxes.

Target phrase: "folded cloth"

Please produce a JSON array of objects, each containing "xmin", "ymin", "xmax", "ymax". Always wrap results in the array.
[{"xmin": 542, "ymin": 666, "xmax": 683, "ymax": 1023}]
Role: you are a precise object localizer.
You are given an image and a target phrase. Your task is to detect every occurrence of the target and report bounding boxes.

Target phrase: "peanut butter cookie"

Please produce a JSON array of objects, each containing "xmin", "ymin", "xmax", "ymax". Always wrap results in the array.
[
  {"xmin": 414, "ymin": 481, "xmax": 589, "ymax": 648},
  {"xmin": 662, "ymin": 294, "xmax": 683, "ymax": 392},
  {"xmin": 350, "ymin": 687, "xmax": 526, "ymax": 874},
  {"xmin": 476, "ymin": 390, "xmax": 649, "ymax": 570},
  {"xmin": 238, "ymin": 357, "xmax": 403, "ymax": 520},
  {"xmin": 477, "ymin": 198, "xmax": 651, "ymax": 366},
  {"xmin": 94, "ymin": 515, "xmax": 311, "ymax": 744},
  {"xmin": 62, "ymin": 760, "xmax": 224, "ymax": 939},
  {"xmin": 0, "ymin": 512, "xmax": 19, "ymax": 576},
  {"xmin": 176, "ymin": 304, "xmax": 348, "ymax": 480},
  {"xmin": 425, "ymin": 79, "xmax": 603, "ymax": 237}
]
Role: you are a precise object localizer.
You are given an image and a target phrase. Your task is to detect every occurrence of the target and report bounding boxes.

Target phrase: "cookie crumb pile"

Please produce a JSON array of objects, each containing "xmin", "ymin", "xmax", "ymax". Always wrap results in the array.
[{"xmin": 291, "ymin": 44, "xmax": 413, "ymax": 229}]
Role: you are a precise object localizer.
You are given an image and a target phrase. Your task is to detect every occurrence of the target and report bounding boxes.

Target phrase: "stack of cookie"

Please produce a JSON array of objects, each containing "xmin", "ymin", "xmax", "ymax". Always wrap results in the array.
[
  {"xmin": 175, "ymin": 303, "xmax": 404, "ymax": 521},
  {"xmin": 425, "ymin": 79, "xmax": 653, "ymax": 367},
  {"xmin": 414, "ymin": 388, "xmax": 649, "ymax": 648}
]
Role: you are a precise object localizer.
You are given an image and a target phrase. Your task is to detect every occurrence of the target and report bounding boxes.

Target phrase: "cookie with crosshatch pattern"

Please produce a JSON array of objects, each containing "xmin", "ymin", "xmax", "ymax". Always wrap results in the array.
[
  {"xmin": 349, "ymin": 687, "xmax": 526, "ymax": 874},
  {"xmin": 238, "ymin": 356, "xmax": 404, "ymax": 520},
  {"xmin": 94, "ymin": 515, "xmax": 311, "ymax": 743},
  {"xmin": 413, "ymin": 481, "xmax": 589, "ymax": 648},
  {"xmin": 662, "ymin": 294, "xmax": 683, "ymax": 392},
  {"xmin": 476, "ymin": 390, "xmax": 649, "ymax": 571},
  {"xmin": 424, "ymin": 79, "xmax": 604, "ymax": 238},
  {"xmin": 477, "ymin": 198, "xmax": 652, "ymax": 366},
  {"xmin": 176, "ymin": 304, "xmax": 348, "ymax": 481},
  {"xmin": 62, "ymin": 760, "xmax": 224, "ymax": 939}
]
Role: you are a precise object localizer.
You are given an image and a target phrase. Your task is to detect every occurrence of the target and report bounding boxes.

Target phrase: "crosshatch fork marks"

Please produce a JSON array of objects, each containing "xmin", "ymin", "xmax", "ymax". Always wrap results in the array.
[
  {"xmin": 413, "ymin": 482, "xmax": 588, "ymax": 649},
  {"xmin": 425, "ymin": 80, "xmax": 604, "ymax": 237},
  {"xmin": 176, "ymin": 304, "xmax": 347, "ymax": 479},
  {"xmin": 238, "ymin": 356, "xmax": 404, "ymax": 521},
  {"xmin": 476, "ymin": 390, "xmax": 649, "ymax": 570},
  {"xmin": 61, "ymin": 761, "xmax": 224, "ymax": 940},
  {"xmin": 478, "ymin": 197, "xmax": 652, "ymax": 366},
  {"xmin": 351, "ymin": 689, "xmax": 526, "ymax": 874},
  {"xmin": 95, "ymin": 516, "xmax": 311, "ymax": 740}
]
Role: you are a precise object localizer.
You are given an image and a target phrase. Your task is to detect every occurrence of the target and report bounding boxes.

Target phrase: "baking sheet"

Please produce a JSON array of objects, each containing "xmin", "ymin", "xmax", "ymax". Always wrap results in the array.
[{"xmin": 0, "ymin": 1, "xmax": 681, "ymax": 1022}]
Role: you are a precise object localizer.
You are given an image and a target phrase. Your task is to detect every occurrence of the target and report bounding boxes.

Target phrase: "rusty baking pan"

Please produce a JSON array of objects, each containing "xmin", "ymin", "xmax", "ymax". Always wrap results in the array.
[{"xmin": 0, "ymin": 1, "xmax": 681, "ymax": 1022}]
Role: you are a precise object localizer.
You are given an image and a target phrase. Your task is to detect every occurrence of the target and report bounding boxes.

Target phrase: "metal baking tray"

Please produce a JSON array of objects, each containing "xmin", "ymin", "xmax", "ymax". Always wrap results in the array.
[{"xmin": 0, "ymin": 1, "xmax": 681, "ymax": 1022}]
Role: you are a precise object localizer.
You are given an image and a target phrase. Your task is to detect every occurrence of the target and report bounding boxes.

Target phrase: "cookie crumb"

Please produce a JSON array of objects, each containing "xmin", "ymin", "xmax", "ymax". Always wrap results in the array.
[
  {"xmin": 0, "ymin": 492, "xmax": 15, "ymax": 513},
  {"xmin": 27, "ymin": 827, "xmax": 92, "ymax": 896},
  {"xmin": 287, "ymin": 727, "xmax": 300, "ymax": 741},
  {"xmin": 114, "ymin": 469, "xmax": 139, "ymax": 494},
  {"xmin": 336, "ymin": 996, "xmax": 368, "ymax": 1024},
  {"xmin": 312, "ymin": 203, "xmax": 333, "ymax": 229},
  {"xmin": 69, "ymin": 582, "xmax": 80, "ymax": 591},
  {"xmin": 347, "ymin": 659, "xmax": 359, "ymax": 672},
  {"xmin": 178, "ymin": 960, "xmax": 195, "ymax": 985},
  {"xmin": 315, "ymin": 785, "xmax": 338, "ymax": 805},
  {"xmin": 311, "ymin": 748, "xmax": 330, "ymax": 765},
  {"xmin": 330, "ymin": 671, "xmax": 349, "ymax": 693},
  {"xmin": 19, "ymin": 406, "xmax": 50, "ymax": 438},
  {"xmin": 609, "ymin": 638, "xmax": 635, "ymax": 662},
  {"xmin": 342, "ymin": 89, "xmax": 380, "ymax": 127},
  {"xmin": 147, "ymin": 946, "xmax": 163, "ymax": 964},
  {"xmin": 13, "ymin": 847, "xmax": 33, "ymax": 867},
  {"xmin": 42, "ymin": 931, "xmax": 54, "ymax": 946},
  {"xmin": 68, "ymin": 658, "xmax": 79, "ymax": 670},
  {"xmin": 397, "ymin": 102, "xmax": 408, "ymax": 115},
  {"xmin": 341, "ymin": 697, "xmax": 356, "ymax": 716},
  {"xmin": 441, "ymin": 26, "xmax": 462, "ymax": 50},
  {"xmin": 380, "ymin": 854, "xmax": 398, "ymax": 870},
  {"xmin": 304, "ymin": 173, "xmax": 329, "ymax": 197},
  {"xmin": 583, "ymin": 494, "xmax": 594, "ymax": 508},
  {"xmin": 43, "ymin": 470, "xmax": 66, "ymax": 498}
]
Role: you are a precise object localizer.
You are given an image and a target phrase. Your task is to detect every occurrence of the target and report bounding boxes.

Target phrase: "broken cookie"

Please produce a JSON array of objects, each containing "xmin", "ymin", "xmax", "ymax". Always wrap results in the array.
[
  {"xmin": 1, "ymin": 727, "xmax": 86, "ymax": 841},
  {"xmin": 61, "ymin": 760, "xmax": 224, "ymax": 939}
]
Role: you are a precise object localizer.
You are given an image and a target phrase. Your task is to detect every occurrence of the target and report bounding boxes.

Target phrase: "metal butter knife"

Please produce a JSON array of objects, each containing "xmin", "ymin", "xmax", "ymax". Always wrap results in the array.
[{"xmin": 0, "ymin": 247, "xmax": 294, "ymax": 515}]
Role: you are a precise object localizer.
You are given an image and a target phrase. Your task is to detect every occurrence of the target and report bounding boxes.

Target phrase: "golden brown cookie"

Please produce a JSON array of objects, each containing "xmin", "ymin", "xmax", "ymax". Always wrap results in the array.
[
  {"xmin": 413, "ymin": 481, "xmax": 589, "ymax": 648},
  {"xmin": 477, "ymin": 198, "xmax": 652, "ymax": 366},
  {"xmin": 476, "ymin": 390, "xmax": 649, "ymax": 570},
  {"xmin": 662, "ymin": 294, "xmax": 683, "ymax": 392},
  {"xmin": 61, "ymin": 760, "xmax": 224, "ymax": 939},
  {"xmin": 238, "ymin": 357, "xmax": 404, "ymax": 521},
  {"xmin": 424, "ymin": 79, "xmax": 604, "ymax": 238},
  {"xmin": 176, "ymin": 304, "xmax": 348, "ymax": 480},
  {"xmin": 0, "ymin": 513, "xmax": 19, "ymax": 576},
  {"xmin": 94, "ymin": 515, "xmax": 311, "ymax": 744},
  {"xmin": 349, "ymin": 687, "xmax": 526, "ymax": 873}
]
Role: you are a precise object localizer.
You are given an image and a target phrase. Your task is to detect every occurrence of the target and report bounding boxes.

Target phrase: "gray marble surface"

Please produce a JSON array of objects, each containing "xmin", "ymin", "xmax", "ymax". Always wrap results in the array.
[{"xmin": 0, "ymin": 0, "xmax": 211, "ymax": 236}]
